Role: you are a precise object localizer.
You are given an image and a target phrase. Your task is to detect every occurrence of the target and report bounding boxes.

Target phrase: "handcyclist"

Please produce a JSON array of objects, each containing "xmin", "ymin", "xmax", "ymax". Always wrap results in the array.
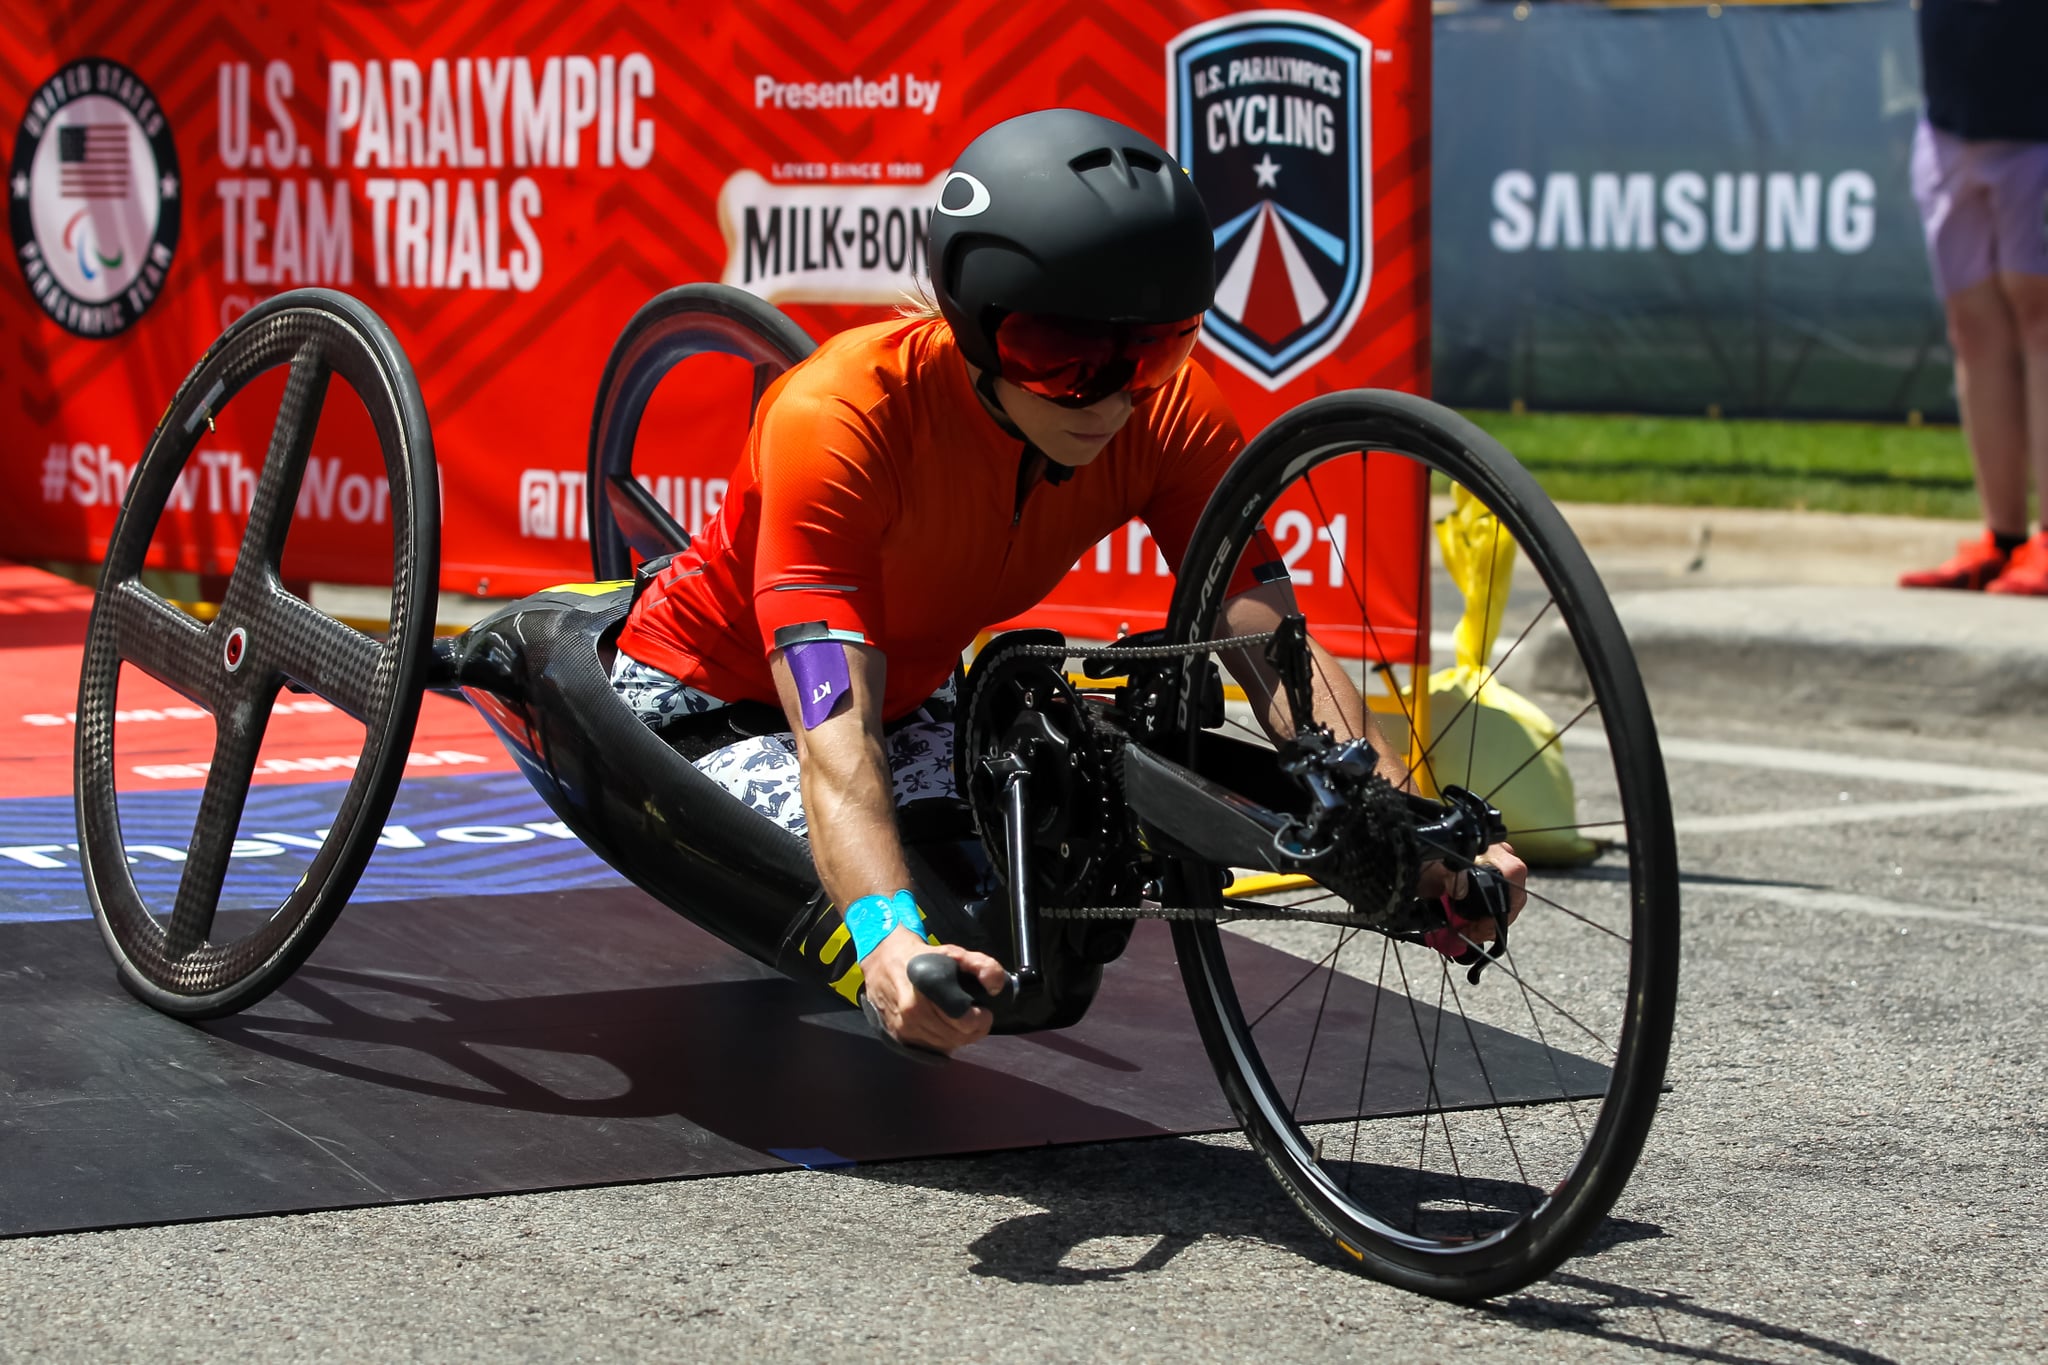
[{"xmin": 609, "ymin": 109, "xmax": 1526, "ymax": 1055}]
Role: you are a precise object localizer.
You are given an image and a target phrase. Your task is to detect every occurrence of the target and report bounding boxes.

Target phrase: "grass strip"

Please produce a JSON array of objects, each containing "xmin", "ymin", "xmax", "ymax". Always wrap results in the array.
[{"xmin": 1462, "ymin": 410, "xmax": 1981, "ymax": 520}]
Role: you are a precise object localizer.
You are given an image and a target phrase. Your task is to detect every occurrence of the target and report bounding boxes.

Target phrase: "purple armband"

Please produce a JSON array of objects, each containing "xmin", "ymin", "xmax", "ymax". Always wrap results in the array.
[{"xmin": 785, "ymin": 639, "xmax": 853, "ymax": 729}]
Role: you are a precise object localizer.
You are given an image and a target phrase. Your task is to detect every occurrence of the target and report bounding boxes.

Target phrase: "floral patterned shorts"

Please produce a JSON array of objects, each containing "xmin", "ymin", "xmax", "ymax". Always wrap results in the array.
[{"xmin": 609, "ymin": 653, "xmax": 957, "ymax": 837}]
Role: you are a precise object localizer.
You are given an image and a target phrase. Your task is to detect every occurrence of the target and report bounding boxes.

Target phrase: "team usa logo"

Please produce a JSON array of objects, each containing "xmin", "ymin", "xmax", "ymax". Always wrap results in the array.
[
  {"xmin": 9, "ymin": 58, "xmax": 181, "ymax": 339},
  {"xmin": 1166, "ymin": 12, "xmax": 1372, "ymax": 391}
]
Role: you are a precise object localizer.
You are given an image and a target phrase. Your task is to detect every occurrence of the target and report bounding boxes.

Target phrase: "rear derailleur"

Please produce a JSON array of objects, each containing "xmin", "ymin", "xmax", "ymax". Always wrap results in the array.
[{"xmin": 1263, "ymin": 616, "xmax": 1515, "ymax": 983}]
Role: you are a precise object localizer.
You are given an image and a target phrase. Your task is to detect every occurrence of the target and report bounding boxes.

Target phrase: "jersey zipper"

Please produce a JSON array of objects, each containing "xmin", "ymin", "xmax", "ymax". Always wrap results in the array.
[
  {"xmin": 989, "ymin": 447, "xmax": 1040, "ymax": 611},
  {"xmin": 1011, "ymin": 446, "xmax": 1040, "ymax": 528}
]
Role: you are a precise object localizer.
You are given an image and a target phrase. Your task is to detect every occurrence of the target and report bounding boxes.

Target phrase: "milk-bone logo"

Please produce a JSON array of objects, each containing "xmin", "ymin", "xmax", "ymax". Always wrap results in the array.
[
  {"xmin": 9, "ymin": 57, "xmax": 181, "ymax": 339},
  {"xmin": 718, "ymin": 171, "xmax": 944, "ymax": 305}
]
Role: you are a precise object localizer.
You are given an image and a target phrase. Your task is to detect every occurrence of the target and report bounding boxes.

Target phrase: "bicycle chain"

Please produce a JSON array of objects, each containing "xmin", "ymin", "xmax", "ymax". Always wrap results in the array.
[
  {"xmin": 1043, "ymin": 900, "xmax": 1384, "ymax": 927},
  {"xmin": 985, "ymin": 628, "xmax": 1384, "ymax": 929},
  {"xmin": 995, "ymin": 630, "xmax": 1280, "ymax": 664}
]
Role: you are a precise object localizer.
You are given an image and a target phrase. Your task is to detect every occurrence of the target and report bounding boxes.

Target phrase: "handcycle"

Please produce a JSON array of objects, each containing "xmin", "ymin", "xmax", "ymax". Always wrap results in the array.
[{"xmin": 75, "ymin": 286, "xmax": 1678, "ymax": 1302}]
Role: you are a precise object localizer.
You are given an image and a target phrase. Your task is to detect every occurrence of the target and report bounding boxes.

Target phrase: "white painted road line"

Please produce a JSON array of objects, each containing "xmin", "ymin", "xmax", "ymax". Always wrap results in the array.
[
  {"xmin": 1659, "ymin": 736, "xmax": 2048, "ymax": 792},
  {"xmin": 1565, "ymin": 730, "xmax": 2048, "ymax": 793},
  {"xmin": 1685, "ymin": 880, "xmax": 2048, "ymax": 941},
  {"xmin": 1676, "ymin": 789, "xmax": 2048, "ymax": 836}
]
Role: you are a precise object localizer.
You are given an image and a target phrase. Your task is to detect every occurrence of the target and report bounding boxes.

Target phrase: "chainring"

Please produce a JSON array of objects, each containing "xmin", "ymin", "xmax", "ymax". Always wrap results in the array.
[{"xmin": 955, "ymin": 631, "xmax": 1137, "ymax": 911}]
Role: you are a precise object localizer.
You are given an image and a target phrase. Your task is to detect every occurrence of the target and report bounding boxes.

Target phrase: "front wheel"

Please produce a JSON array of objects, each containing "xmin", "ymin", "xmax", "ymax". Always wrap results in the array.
[
  {"xmin": 75, "ymin": 290, "xmax": 438, "ymax": 1019},
  {"xmin": 1161, "ymin": 389, "xmax": 1679, "ymax": 1300}
]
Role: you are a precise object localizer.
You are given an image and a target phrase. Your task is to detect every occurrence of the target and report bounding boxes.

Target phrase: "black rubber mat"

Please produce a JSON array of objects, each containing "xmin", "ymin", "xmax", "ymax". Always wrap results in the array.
[{"xmin": 0, "ymin": 889, "xmax": 1608, "ymax": 1236}]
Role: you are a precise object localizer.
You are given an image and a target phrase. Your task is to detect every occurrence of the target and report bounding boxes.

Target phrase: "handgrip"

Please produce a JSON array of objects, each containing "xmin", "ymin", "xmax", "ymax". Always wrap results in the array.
[
  {"xmin": 907, "ymin": 953, "xmax": 1005, "ymax": 1018},
  {"xmin": 1450, "ymin": 862, "xmax": 1505, "ymax": 913},
  {"xmin": 1441, "ymin": 864, "xmax": 1512, "ymax": 984}
]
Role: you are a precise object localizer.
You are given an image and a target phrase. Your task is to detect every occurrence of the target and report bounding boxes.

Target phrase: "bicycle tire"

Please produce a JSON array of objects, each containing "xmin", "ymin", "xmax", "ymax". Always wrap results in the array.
[
  {"xmin": 587, "ymin": 283, "xmax": 815, "ymax": 580},
  {"xmin": 75, "ymin": 290, "xmax": 438, "ymax": 1019},
  {"xmin": 1160, "ymin": 388, "xmax": 1679, "ymax": 1300}
]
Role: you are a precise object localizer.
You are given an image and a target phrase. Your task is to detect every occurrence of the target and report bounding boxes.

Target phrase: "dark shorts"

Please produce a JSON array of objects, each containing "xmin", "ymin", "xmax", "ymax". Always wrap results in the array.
[{"xmin": 608, "ymin": 653, "xmax": 957, "ymax": 836}]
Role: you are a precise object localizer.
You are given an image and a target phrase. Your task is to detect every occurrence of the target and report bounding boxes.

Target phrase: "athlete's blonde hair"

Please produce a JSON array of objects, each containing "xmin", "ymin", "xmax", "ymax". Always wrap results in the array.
[{"xmin": 896, "ymin": 281, "xmax": 943, "ymax": 321}]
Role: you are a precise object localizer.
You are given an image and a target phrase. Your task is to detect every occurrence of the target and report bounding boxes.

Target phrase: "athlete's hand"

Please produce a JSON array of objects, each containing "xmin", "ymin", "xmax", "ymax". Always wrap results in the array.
[
  {"xmin": 861, "ymin": 930, "xmax": 1010, "ymax": 1055},
  {"xmin": 1417, "ymin": 841, "xmax": 1529, "ymax": 943}
]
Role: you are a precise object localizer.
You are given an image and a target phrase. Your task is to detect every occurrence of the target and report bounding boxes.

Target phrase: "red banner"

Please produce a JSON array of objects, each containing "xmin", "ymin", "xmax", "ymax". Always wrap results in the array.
[{"xmin": 1, "ymin": 1, "xmax": 1428, "ymax": 655}]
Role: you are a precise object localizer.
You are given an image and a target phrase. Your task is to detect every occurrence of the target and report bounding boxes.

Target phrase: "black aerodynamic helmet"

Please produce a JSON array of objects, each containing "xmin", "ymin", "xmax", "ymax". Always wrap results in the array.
[{"xmin": 929, "ymin": 108, "xmax": 1215, "ymax": 408}]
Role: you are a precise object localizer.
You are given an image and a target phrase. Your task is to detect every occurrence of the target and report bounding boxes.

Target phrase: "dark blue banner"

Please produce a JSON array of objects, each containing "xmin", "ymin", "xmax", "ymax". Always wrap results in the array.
[
  {"xmin": 0, "ymin": 772, "xmax": 625, "ymax": 923},
  {"xmin": 1434, "ymin": 1, "xmax": 1951, "ymax": 419}
]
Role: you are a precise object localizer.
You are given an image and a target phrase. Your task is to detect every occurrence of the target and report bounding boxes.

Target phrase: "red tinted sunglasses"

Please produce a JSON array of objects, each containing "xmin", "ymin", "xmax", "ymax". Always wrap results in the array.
[{"xmin": 993, "ymin": 312, "xmax": 1204, "ymax": 409}]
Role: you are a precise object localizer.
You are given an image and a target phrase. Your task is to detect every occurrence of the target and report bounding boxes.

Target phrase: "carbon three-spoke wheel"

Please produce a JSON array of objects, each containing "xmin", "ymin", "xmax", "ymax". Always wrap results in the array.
[
  {"xmin": 587, "ymin": 283, "xmax": 814, "ymax": 580},
  {"xmin": 1162, "ymin": 389, "xmax": 1679, "ymax": 1301},
  {"xmin": 75, "ymin": 289, "xmax": 438, "ymax": 1019}
]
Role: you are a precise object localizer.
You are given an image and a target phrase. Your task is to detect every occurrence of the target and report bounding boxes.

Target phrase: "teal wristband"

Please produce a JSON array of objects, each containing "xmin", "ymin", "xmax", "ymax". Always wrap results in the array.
[{"xmin": 844, "ymin": 890, "xmax": 927, "ymax": 961}]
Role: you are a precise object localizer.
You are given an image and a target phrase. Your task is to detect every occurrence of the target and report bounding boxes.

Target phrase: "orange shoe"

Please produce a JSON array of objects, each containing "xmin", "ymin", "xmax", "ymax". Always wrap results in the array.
[
  {"xmin": 1986, "ymin": 533, "xmax": 2048, "ymax": 595},
  {"xmin": 1899, "ymin": 530, "xmax": 2012, "ymax": 590}
]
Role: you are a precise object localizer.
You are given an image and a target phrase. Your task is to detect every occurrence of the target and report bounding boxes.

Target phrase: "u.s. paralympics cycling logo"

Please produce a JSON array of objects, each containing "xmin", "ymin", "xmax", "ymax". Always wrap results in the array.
[
  {"xmin": 1166, "ymin": 12, "xmax": 1371, "ymax": 391},
  {"xmin": 9, "ymin": 58, "xmax": 181, "ymax": 339}
]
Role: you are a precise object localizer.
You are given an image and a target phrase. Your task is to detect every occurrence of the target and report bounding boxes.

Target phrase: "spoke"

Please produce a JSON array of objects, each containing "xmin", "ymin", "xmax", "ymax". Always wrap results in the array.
[
  {"xmin": 1300, "ymin": 473, "xmax": 1437, "ymax": 789},
  {"xmin": 1411, "ymin": 597, "xmax": 1558, "ymax": 792},
  {"xmin": 1499, "ymin": 938, "xmax": 1592, "ymax": 1144},
  {"xmin": 235, "ymin": 347, "xmax": 332, "ymax": 574},
  {"xmin": 1246, "ymin": 928, "xmax": 1357, "ymax": 1031},
  {"xmin": 1291, "ymin": 929, "xmax": 1349, "ymax": 1111},
  {"xmin": 1424, "ymin": 838, "xmax": 1633, "ymax": 946},
  {"xmin": 1514, "ymin": 878, "xmax": 1633, "ymax": 945},
  {"xmin": 1243, "ymin": 884, "xmax": 1345, "ymax": 911},
  {"xmin": 1220, "ymin": 889, "xmax": 1357, "ymax": 922},
  {"xmin": 1423, "ymin": 952, "xmax": 1477, "ymax": 1226},
  {"xmin": 165, "ymin": 696, "xmax": 276, "ymax": 955},
  {"xmin": 1342, "ymin": 935, "xmax": 1393, "ymax": 1196},
  {"xmin": 107, "ymin": 579, "xmax": 217, "ymax": 706},
  {"xmin": 1503, "ymin": 818, "xmax": 1631, "ymax": 838},
  {"xmin": 1221, "ymin": 711, "xmax": 1274, "ymax": 747},
  {"xmin": 1466, "ymin": 513, "xmax": 1506, "ymax": 796},
  {"xmin": 1307, "ymin": 649, "xmax": 1366, "ymax": 743},
  {"xmin": 1442, "ymin": 928, "xmax": 1617, "ymax": 1057},
  {"xmin": 1389, "ymin": 942, "xmax": 1462, "ymax": 1226},
  {"xmin": 1479, "ymin": 697, "xmax": 1598, "ymax": 808},
  {"xmin": 1442, "ymin": 970, "xmax": 1536, "ymax": 1205},
  {"xmin": 1221, "ymin": 895, "xmax": 1312, "ymax": 916},
  {"xmin": 267, "ymin": 591, "xmax": 389, "ymax": 720}
]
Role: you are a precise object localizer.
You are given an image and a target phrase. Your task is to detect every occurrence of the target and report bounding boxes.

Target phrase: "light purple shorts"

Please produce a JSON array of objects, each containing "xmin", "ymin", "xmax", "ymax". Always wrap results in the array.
[{"xmin": 1911, "ymin": 117, "xmax": 2048, "ymax": 298}]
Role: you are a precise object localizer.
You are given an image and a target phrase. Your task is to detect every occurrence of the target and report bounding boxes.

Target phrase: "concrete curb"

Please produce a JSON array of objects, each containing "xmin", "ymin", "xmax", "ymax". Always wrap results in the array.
[
  {"xmin": 1528, "ymin": 504, "xmax": 2048, "ymax": 741},
  {"xmin": 1527, "ymin": 582, "xmax": 2048, "ymax": 744},
  {"xmin": 1553, "ymin": 500, "xmax": 1973, "ymax": 587}
]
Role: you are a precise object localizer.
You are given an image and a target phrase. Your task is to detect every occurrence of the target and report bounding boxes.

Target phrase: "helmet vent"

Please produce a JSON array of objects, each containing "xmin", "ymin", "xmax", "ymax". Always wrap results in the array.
[
  {"xmin": 1068, "ymin": 148, "xmax": 1114, "ymax": 173},
  {"xmin": 1122, "ymin": 148, "xmax": 1162, "ymax": 173}
]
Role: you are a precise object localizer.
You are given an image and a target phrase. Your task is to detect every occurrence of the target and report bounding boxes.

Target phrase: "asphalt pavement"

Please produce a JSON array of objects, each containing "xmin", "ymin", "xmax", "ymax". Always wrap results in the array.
[
  {"xmin": 8, "ymin": 502, "xmax": 2048, "ymax": 1362},
  {"xmin": 1546, "ymin": 503, "xmax": 2048, "ymax": 744}
]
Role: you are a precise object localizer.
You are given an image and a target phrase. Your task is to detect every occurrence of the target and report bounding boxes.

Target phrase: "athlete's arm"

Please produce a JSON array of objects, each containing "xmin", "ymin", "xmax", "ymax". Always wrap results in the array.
[
  {"xmin": 1215, "ymin": 584, "xmax": 1527, "ymax": 923},
  {"xmin": 1215, "ymin": 583, "xmax": 1407, "ymax": 786},
  {"xmin": 768, "ymin": 643, "xmax": 1008, "ymax": 1054}
]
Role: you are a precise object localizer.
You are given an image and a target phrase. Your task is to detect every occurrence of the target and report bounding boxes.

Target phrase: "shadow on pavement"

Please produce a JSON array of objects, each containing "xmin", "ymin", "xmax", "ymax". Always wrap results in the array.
[
  {"xmin": 860, "ymin": 1138, "xmax": 1888, "ymax": 1363},
  {"xmin": 1489, "ymin": 1271, "xmax": 1899, "ymax": 1365},
  {"xmin": 854, "ymin": 1135, "xmax": 1663, "ymax": 1286}
]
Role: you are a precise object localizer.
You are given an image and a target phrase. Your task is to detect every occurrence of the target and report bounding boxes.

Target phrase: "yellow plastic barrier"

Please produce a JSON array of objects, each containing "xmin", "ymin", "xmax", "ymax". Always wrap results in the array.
[{"xmin": 1420, "ymin": 487, "xmax": 1599, "ymax": 866}]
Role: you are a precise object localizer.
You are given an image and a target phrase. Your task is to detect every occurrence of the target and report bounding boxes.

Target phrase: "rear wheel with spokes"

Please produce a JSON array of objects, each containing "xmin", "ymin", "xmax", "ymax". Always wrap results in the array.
[{"xmin": 1161, "ymin": 389, "xmax": 1678, "ymax": 1300}]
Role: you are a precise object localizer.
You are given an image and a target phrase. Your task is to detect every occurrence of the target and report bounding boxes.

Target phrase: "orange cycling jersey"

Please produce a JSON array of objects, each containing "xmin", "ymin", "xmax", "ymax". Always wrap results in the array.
[{"xmin": 616, "ymin": 316, "xmax": 1279, "ymax": 721}]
